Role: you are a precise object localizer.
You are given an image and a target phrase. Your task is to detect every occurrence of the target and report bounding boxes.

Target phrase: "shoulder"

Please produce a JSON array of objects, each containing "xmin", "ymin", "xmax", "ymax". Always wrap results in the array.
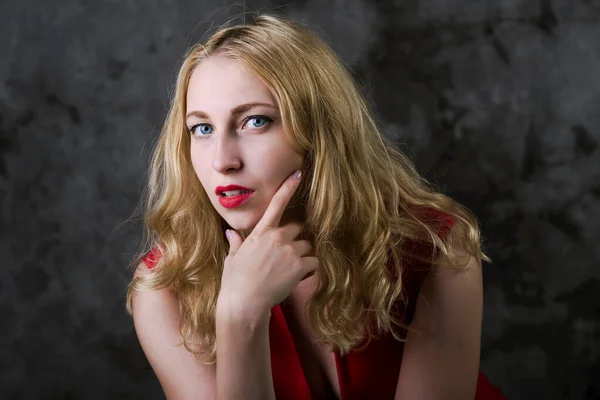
[
  {"xmin": 395, "ymin": 223, "xmax": 483, "ymax": 398},
  {"xmin": 412, "ymin": 210, "xmax": 483, "ymax": 330},
  {"xmin": 393, "ymin": 206, "xmax": 474, "ymax": 310},
  {"xmin": 131, "ymin": 250, "xmax": 217, "ymax": 397},
  {"xmin": 138, "ymin": 246, "xmax": 164, "ymax": 271},
  {"xmin": 131, "ymin": 248, "xmax": 177, "ymax": 339},
  {"xmin": 398, "ymin": 207, "xmax": 456, "ymax": 277},
  {"xmin": 131, "ymin": 247, "xmax": 171, "ymax": 323},
  {"xmin": 413, "ymin": 207, "xmax": 455, "ymax": 238}
]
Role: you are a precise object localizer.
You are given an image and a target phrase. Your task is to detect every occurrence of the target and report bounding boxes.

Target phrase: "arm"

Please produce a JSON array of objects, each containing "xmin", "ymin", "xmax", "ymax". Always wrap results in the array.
[
  {"xmin": 132, "ymin": 261, "xmax": 277, "ymax": 400},
  {"xmin": 394, "ymin": 232, "xmax": 484, "ymax": 399},
  {"xmin": 212, "ymin": 171, "xmax": 315, "ymax": 400},
  {"xmin": 133, "ymin": 171, "xmax": 312, "ymax": 399},
  {"xmin": 215, "ymin": 301, "xmax": 276, "ymax": 400},
  {"xmin": 131, "ymin": 262, "xmax": 217, "ymax": 399}
]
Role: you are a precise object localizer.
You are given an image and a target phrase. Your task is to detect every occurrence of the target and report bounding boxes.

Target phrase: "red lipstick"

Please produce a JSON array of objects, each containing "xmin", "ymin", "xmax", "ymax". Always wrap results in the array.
[{"xmin": 215, "ymin": 184, "xmax": 255, "ymax": 209}]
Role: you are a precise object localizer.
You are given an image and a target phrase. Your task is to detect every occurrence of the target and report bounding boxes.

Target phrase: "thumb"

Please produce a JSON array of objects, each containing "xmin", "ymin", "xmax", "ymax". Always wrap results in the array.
[{"xmin": 225, "ymin": 229, "xmax": 243, "ymax": 255}]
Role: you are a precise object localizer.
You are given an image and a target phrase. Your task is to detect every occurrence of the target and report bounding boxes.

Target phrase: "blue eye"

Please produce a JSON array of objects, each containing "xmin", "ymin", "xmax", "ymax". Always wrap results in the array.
[
  {"xmin": 191, "ymin": 124, "xmax": 213, "ymax": 137},
  {"xmin": 189, "ymin": 115, "xmax": 273, "ymax": 139},
  {"xmin": 247, "ymin": 116, "xmax": 268, "ymax": 128}
]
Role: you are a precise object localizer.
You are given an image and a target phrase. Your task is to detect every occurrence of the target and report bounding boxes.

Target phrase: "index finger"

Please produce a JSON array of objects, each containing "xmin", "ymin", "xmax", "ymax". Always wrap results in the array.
[{"xmin": 254, "ymin": 170, "xmax": 302, "ymax": 231}]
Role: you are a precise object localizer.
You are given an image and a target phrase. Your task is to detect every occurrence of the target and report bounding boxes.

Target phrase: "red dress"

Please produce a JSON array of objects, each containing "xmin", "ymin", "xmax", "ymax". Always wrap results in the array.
[{"xmin": 141, "ymin": 212, "xmax": 508, "ymax": 399}]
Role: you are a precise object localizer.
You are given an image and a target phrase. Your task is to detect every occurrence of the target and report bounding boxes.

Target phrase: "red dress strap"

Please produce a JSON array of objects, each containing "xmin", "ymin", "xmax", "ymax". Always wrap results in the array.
[{"xmin": 141, "ymin": 246, "xmax": 163, "ymax": 269}]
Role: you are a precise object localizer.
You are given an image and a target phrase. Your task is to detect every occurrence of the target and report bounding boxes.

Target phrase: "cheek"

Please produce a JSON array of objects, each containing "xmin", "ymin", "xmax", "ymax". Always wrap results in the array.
[
  {"xmin": 274, "ymin": 150, "xmax": 303, "ymax": 174},
  {"xmin": 260, "ymin": 157, "xmax": 297, "ymax": 185},
  {"xmin": 257, "ymin": 143, "xmax": 303, "ymax": 171},
  {"xmin": 189, "ymin": 155, "xmax": 200, "ymax": 177},
  {"xmin": 189, "ymin": 148, "xmax": 208, "ymax": 183},
  {"xmin": 190, "ymin": 143, "xmax": 205, "ymax": 168}
]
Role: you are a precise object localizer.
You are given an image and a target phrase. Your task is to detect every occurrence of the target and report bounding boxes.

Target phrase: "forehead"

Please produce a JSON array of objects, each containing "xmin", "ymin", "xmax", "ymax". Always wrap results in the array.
[{"xmin": 186, "ymin": 55, "xmax": 277, "ymax": 112}]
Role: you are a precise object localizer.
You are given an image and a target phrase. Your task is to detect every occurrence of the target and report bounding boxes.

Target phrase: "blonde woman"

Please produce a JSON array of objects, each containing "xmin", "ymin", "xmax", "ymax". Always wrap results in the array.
[{"xmin": 127, "ymin": 13, "xmax": 508, "ymax": 400}]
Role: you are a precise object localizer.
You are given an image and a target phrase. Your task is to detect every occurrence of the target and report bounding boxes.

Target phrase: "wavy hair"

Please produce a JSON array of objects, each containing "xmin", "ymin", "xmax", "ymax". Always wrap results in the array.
[{"xmin": 126, "ymin": 13, "xmax": 489, "ymax": 364}]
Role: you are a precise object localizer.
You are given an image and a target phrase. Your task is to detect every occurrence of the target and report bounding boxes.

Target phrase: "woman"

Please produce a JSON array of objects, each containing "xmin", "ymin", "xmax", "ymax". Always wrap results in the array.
[{"xmin": 126, "ymin": 13, "xmax": 508, "ymax": 400}]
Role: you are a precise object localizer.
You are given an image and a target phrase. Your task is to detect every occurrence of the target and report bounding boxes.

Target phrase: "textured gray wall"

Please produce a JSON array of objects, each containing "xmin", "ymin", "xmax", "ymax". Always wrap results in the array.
[{"xmin": 1, "ymin": 0, "xmax": 599, "ymax": 399}]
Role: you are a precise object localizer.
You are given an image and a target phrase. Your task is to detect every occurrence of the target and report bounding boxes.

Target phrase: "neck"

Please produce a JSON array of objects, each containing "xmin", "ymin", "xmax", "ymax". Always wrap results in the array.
[{"xmin": 240, "ymin": 201, "xmax": 308, "ymax": 239}]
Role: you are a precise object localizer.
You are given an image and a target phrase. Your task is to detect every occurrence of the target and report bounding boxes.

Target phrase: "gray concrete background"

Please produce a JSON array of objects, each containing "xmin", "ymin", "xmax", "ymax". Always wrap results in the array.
[{"xmin": 1, "ymin": 0, "xmax": 599, "ymax": 399}]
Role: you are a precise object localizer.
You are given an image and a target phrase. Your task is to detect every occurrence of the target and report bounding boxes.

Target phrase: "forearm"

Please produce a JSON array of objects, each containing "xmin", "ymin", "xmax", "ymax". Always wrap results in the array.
[{"xmin": 215, "ymin": 303, "xmax": 276, "ymax": 400}]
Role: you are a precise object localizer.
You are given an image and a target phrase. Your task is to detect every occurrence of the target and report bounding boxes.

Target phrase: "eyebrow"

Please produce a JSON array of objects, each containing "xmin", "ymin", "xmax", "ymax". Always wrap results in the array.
[{"xmin": 186, "ymin": 102, "xmax": 278, "ymax": 120}]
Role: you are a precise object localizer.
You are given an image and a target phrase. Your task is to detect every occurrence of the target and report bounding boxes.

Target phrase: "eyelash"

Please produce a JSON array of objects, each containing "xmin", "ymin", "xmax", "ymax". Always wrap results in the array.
[{"xmin": 189, "ymin": 115, "xmax": 274, "ymax": 139}]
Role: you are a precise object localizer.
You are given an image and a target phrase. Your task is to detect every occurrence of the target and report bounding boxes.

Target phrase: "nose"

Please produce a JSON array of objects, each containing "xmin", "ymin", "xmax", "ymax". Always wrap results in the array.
[{"xmin": 211, "ymin": 128, "xmax": 242, "ymax": 173}]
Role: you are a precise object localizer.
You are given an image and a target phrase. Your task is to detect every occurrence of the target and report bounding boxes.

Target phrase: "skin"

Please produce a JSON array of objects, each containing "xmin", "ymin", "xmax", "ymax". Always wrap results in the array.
[
  {"xmin": 130, "ymin": 52, "xmax": 484, "ymax": 400},
  {"xmin": 185, "ymin": 54, "xmax": 322, "ymax": 399},
  {"xmin": 186, "ymin": 53, "xmax": 306, "ymax": 239}
]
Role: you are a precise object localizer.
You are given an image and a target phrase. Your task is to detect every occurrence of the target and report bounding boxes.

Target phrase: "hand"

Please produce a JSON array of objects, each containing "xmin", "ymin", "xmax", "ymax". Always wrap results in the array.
[{"xmin": 217, "ymin": 170, "xmax": 319, "ymax": 318}]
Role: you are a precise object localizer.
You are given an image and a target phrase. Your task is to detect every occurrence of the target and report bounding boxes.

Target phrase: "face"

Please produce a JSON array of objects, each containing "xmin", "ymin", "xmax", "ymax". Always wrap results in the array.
[{"xmin": 186, "ymin": 54, "xmax": 304, "ymax": 237}]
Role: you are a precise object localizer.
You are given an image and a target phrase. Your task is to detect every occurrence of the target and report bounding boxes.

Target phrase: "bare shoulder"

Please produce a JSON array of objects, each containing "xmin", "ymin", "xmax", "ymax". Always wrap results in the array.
[
  {"xmin": 395, "ymin": 225, "xmax": 483, "ymax": 398},
  {"xmin": 131, "ymin": 260, "xmax": 217, "ymax": 399},
  {"xmin": 428, "ymin": 222, "xmax": 483, "ymax": 308},
  {"xmin": 133, "ymin": 259, "xmax": 153, "ymax": 278}
]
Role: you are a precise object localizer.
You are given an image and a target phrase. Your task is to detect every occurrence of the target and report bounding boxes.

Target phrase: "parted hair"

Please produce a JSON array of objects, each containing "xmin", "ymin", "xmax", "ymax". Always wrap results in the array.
[{"xmin": 125, "ymin": 13, "xmax": 489, "ymax": 364}]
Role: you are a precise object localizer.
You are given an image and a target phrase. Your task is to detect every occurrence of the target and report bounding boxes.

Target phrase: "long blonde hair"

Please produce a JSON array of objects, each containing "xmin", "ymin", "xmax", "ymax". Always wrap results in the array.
[{"xmin": 126, "ymin": 13, "xmax": 489, "ymax": 364}]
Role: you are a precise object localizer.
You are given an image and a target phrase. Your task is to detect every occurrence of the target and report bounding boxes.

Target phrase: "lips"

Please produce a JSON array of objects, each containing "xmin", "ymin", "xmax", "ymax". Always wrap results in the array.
[
  {"xmin": 215, "ymin": 184, "xmax": 255, "ymax": 196},
  {"xmin": 218, "ymin": 191, "xmax": 254, "ymax": 208}
]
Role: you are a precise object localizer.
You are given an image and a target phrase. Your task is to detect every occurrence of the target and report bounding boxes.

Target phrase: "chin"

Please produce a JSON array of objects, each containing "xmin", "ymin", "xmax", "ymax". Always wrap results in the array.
[
  {"xmin": 227, "ymin": 223, "xmax": 254, "ymax": 233},
  {"xmin": 224, "ymin": 217, "xmax": 258, "ymax": 233}
]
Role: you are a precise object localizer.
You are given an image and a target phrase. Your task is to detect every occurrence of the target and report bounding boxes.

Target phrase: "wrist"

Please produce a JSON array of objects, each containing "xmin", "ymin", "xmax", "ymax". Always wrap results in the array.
[{"xmin": 216, "ymin": 296, "xmax": 272, "ymax": 327}]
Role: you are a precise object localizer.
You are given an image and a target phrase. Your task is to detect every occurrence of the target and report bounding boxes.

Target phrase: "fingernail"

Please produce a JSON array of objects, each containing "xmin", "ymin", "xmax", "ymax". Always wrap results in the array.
[{"xmin": 294, "ymin": 170, "xmax": 302, "ymax": 180}]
